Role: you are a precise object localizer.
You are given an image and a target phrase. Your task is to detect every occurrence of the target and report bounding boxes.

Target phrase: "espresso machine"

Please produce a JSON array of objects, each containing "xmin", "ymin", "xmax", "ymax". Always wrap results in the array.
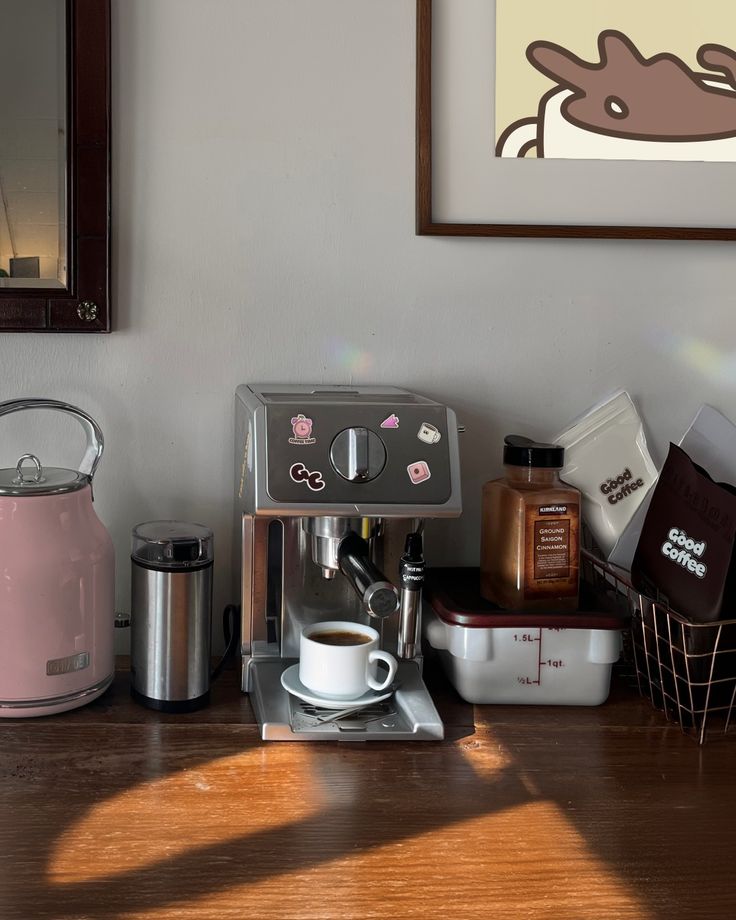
[{"xmin": 234, "ymin": 384, "xmax": 462, "ymax": 740}]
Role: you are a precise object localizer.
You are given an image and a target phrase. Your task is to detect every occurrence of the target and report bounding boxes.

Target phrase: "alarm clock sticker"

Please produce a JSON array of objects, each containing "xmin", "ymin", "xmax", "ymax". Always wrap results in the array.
[{"xmin": 289, "ymin": 414, "xmax": 316, "ymax": 445}]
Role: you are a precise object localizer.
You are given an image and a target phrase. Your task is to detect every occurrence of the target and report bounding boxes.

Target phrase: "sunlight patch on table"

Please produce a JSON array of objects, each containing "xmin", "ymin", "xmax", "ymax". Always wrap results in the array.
[
  {"xmin": 106, "ymin": 801, "xmax": 652, "ymax": 920},
  {"xmin": 48, "ymin": 747, "xmax": 325, "ymax": 885}
]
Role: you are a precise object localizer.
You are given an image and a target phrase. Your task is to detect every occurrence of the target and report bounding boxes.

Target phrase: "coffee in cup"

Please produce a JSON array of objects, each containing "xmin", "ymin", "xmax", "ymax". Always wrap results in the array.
[
  {"xmin": 299, "ymin": 621, "xmax": 398, "ymax": 700},
  {"xmin": 310, "ymin": 630, "xmax": 371, "ymax": 647}
]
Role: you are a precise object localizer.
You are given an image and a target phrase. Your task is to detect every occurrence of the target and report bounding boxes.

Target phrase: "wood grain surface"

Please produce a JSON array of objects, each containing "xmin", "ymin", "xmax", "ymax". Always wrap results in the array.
[{"xmin": 0, "ymin": 660, "xmax": 734, "ymax": 920}]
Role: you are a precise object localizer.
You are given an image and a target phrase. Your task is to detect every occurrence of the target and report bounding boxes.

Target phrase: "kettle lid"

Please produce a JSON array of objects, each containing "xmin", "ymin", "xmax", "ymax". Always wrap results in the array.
[{"xmin": 0, "ymin": 454, "xmax": 89, "ymax": 496}]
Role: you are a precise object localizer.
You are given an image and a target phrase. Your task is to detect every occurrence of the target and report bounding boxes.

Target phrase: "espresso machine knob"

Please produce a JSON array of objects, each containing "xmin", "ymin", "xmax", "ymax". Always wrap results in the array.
[{"xmin": 330, "ymin": 427, "xmax": 386, "ymax": 482}]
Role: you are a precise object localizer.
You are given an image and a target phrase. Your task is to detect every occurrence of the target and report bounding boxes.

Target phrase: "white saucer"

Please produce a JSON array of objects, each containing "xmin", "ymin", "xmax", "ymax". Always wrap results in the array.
[{"xmin": 280, "ymin": 664, "xmax": 394, "ymax": 710}]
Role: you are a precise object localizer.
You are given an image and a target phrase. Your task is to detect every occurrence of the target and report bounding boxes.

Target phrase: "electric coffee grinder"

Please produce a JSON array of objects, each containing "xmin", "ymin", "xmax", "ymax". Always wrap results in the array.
[{"xmin": 234, "ymin": 384, "xmax": 462, "ymax": 740}]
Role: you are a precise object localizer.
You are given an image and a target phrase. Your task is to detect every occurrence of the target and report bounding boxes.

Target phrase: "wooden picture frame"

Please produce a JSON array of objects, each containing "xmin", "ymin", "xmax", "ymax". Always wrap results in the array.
[
  {"xmin": 0, "ymin": 0, "xmax": 111, "ymax": 332},
  {"xmin": 416, "ymin": 0, "xmax": 736, "ymax": 240}
]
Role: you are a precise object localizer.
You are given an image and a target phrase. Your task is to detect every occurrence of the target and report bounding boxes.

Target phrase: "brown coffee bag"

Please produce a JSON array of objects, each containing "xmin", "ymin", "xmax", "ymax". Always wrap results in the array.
[{"xmin": 632, "ymin": 443, "xmax": 736, "ymax": 622}]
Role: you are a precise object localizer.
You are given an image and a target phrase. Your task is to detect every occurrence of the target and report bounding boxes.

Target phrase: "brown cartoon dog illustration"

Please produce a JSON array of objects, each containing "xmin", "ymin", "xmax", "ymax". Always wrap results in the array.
[{"xmin": 497, "ymin": 30, "xmax": 736, "ymax": 160}]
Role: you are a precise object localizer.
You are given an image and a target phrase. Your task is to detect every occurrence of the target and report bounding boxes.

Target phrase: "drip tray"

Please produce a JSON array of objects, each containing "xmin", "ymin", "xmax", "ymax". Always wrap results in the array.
[{"xmin": 250, "ymin": 660, "xmax": 444, "ymax": 741}]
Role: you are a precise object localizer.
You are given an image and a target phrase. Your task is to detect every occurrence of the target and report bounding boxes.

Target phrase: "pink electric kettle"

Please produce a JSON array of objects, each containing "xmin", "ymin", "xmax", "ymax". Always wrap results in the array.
[{"xmin": 0, "ymin": 398, "xmax": 115, "ymax": 717}]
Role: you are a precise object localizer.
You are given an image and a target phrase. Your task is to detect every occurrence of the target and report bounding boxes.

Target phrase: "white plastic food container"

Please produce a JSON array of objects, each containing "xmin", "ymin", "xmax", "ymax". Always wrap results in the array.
[{"xmin": 423, "ymin": 570, "xmax": 625, "ymax": 706}]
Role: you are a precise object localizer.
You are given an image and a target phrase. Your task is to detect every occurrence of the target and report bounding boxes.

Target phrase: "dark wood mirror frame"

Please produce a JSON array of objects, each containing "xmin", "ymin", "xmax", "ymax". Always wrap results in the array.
[{"xmin": 0, "ymin": 0, "xmax": 110, "ymax": 333}]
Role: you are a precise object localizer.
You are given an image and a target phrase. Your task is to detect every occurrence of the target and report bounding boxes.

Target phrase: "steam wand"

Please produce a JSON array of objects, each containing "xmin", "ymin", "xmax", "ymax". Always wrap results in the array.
[
  {"xmin": 398, "ymin": 531, "xmax": 425, "ymax": 659},
  {"xmin": 337, "ymin": 532, "xmax": 400, "ymax": 619}
]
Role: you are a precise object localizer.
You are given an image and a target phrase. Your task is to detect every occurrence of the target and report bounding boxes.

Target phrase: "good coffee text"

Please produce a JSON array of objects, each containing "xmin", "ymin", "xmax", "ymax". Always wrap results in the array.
[
  {"xmin": 660, "ymin": 527, "xmax": 707, "ymax": 578},
  {"xmin": 600, "ymin": 467, "xmax": 645, "ymax": 505}
]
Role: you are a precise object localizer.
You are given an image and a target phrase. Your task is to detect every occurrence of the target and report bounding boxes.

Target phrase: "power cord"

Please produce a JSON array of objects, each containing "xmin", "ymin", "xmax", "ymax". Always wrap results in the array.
[{"xmin": 210, "ymin": 604, "xmax": 240, "ymax": 682}]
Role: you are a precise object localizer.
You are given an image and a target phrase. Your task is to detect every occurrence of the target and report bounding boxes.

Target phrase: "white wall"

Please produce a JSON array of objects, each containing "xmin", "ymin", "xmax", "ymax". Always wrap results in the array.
[{"xmin": 0, "ymin": 0, "xmax": 734, "ymax": 650}]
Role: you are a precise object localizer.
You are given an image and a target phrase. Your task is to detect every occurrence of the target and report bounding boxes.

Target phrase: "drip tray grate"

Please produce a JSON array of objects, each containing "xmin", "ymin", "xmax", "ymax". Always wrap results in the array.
[{"xmin": 291, "ymin": 699, "xmax": 399, "ymax": 733}]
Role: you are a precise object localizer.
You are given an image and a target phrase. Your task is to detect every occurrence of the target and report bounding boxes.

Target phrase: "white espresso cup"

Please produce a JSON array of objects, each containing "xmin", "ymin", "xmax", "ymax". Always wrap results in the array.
[{"xmin": 299, "ymin": 621, "xmax": 398, "ymax": 700}]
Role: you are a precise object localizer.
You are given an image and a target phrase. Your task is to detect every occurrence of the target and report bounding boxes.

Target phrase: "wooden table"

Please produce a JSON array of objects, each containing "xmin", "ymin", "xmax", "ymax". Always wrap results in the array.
[{"xmin": 0, "ymin": 660, "xmax": 734, "ymax": 920}]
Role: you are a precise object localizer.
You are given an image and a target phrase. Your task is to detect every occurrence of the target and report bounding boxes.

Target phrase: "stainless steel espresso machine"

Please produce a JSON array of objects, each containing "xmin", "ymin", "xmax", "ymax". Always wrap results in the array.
[{"xmin": 234, "ymin": 384, "xmax": 462, "ymax": 740}]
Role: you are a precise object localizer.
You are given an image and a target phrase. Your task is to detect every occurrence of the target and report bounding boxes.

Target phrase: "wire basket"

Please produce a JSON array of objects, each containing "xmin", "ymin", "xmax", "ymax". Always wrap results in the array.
[{"xmin": 582, "ymin": 550, "xmax": 736, "ymax": 744}]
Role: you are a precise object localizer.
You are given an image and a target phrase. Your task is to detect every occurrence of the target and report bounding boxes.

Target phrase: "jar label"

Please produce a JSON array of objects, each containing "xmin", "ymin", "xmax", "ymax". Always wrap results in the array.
[{"xmin": 524, "ymin": 504, "xmax": 579, "ymax": 600}]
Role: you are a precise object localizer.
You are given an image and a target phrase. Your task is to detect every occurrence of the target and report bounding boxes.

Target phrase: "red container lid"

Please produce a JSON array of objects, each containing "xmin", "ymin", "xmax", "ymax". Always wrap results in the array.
[{"xmin": 424, "ymin": 568, "xmax": 628, "ymax": 630}]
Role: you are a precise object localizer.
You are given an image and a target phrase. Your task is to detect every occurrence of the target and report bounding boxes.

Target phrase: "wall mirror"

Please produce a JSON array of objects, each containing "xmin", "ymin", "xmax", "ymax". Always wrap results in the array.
[{"xmin": 0, "ymin": 0, "xmax": 110, "ymax": 332}]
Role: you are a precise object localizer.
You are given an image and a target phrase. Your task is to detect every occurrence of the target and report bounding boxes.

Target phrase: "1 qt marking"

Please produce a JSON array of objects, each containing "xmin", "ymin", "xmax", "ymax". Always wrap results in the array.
[{"xmin": 513, "ymin": 628, "xmax": 568, "ymax": 687}]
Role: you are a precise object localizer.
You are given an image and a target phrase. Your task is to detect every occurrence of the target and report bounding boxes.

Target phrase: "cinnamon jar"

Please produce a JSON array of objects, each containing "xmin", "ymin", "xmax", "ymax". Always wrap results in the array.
[{"xmin": 480, "ymin": 436, "xmax": 580, "ymax": 610}]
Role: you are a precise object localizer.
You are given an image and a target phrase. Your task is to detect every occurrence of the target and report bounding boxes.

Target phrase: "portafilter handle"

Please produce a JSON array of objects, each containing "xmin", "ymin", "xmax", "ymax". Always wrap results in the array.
[{"xmin": 337, "ymin": 532, "xmax": 400, "ymax": 619}]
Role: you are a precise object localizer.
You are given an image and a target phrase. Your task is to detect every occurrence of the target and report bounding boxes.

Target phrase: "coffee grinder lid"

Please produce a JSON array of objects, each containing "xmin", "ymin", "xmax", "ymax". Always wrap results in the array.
[{"xmin": 131, "ymin": 520, "xmax": 214, "ymax": 570}]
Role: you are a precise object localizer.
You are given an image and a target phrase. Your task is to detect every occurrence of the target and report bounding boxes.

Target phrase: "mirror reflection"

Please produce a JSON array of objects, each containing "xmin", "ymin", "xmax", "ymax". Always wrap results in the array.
[{"xmin": 0, "ymin": 0, "xmax": 66, "ymax": 289}]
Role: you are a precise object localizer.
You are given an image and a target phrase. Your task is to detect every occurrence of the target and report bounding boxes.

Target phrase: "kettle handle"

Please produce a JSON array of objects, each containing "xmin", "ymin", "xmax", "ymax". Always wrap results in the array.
[{"xmin": 0, "ymin": 398, "xmax": 104, "ymax": 480}]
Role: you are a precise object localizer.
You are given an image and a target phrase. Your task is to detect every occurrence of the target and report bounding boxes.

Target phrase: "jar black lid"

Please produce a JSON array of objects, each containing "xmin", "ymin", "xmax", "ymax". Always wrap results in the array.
[{"xmin": 503, "ymin": 435, "xmax": 565, "ymax": 468}]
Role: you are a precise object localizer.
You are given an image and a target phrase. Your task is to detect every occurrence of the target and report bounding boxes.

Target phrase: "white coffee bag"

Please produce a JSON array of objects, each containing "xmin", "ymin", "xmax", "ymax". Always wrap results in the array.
[{"xmin": 554, "ymin": 391, "xmax": 657, "ymax": 559}]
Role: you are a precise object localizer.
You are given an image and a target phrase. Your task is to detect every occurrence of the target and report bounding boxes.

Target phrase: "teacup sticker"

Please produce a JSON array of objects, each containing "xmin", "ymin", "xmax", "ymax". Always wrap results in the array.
[
  {"xmin": 417, "ymin": 422, "xmax": 441, "ymax": 445},
  {"xmin": 495, "ymin": 1, "xmax": 736, "ymax": 162}
]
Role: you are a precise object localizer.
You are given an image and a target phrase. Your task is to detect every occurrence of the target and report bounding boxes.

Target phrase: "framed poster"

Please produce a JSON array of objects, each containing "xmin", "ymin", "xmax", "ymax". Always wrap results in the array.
[{"xmin": 416, "ymin": 0, "xmax": 736, "ymax": 239}]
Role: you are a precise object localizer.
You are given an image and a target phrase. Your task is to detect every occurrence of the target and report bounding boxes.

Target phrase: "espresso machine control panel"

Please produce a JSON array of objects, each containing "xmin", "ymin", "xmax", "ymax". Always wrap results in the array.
[
  {"xmin": 266, "ymin": 402, "xmax": 452, "ymax": 505},
  {"xmin": 237, "ymin": 384, "xmax": 462, "ymax": 517}
]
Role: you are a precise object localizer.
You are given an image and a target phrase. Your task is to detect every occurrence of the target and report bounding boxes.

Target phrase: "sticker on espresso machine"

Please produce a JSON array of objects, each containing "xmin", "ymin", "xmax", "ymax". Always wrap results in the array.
[
  {"xmin": 289, "ymin": 414, "xmax": 316, "ymax": 445},
  {"xmin": 46, "ymin": 651, "xmax": 90, "ymax": 676},
  {"xmin": 417, "ymin": 422, "xmax": 441, "ymax": 445},
  {"xmin": 407, "ymin": 460, "xmax": 431, "ymax": 484},
  {"xmin": 289, "ymin": 462, "xmax": 326, "ymax": 491}
]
